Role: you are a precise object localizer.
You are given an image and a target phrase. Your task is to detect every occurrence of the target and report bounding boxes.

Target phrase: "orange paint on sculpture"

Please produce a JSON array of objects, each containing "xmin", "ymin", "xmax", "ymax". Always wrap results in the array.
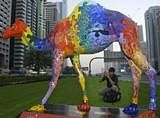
[
  {"xmin": 122, "ymin": 18, "xmax": 141, "ymax": 58},
  {"xmin": 50, "ymin": 18, "xmax": 75, "ymax": 56},
  {"xmin": 2, "ymin": 19, "xmax": 28, "ymax": 39}
]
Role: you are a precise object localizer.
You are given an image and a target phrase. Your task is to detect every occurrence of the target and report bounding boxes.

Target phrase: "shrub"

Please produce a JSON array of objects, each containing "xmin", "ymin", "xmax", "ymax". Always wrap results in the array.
[{"xmin": 0, "ymin": 75, "xmax": 51, "ymax": 86}]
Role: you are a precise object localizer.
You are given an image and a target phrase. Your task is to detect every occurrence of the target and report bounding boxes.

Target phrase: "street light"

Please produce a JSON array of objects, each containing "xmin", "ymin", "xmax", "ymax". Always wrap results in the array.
[{"xmin": 88, "ymin": 57, "xmax": 105, "ymax": 76}]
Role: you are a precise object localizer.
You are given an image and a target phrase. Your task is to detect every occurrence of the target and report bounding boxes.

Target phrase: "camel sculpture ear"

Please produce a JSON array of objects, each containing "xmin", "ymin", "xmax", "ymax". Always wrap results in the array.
[
  {"xmin": 21, "ymin": 27, "xmax": 33, "ymax": 46},
  {"xmin": 2, "ymin": 19, "xmax": 27, "ymax": 39},
  {"xmin": 15, "ymin": 19, "xmax": 33, "ymax": 46}
]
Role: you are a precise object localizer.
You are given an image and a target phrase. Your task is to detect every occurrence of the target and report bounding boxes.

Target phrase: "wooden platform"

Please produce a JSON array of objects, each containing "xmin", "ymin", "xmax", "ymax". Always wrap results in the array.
[{"xmin": 19, "ymin": 104, "xmax": 146, "ymax": 118}]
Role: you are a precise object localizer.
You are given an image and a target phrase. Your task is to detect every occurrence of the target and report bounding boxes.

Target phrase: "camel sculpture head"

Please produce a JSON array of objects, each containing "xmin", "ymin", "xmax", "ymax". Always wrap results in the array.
[{"xmin": 2, "ymin": 19, "xmax": 33, "ymax": 45}]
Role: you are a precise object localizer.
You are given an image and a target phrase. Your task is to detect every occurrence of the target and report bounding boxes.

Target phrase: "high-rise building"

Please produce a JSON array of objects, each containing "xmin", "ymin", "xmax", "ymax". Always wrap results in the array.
[
  {"xmin": 36, "ymin": 0, "xmax": 46, "ymax": 38},
  {"xmin": 45, "ymin": 2, "xmax": 57, "ymax": 37},
  {"xmin": 26, "ymin": 0, "xmax": 37, "ymax": 35},
  {"xmin": 138, "ymin": 25, "xmax": 148, "ymax": 56},
  {"xmin": 145, "ymin": 6, "xmax": 160, "ymax": 71},
  {"xmin": 138, "ymin": 25, "xmax": 144, "ymax": 42},
  {"xmin": 0, "ymin": 0, "xmax": 12, "ymax": 73},
  {"xmin": 10, "ymin": 0, "xmax": 37, "ymax": 73},
  {"xmin": 10, "ymin": 0, "xmax": 26, "ymax": 72},
  {"xmin": 61, "ymin": 0, "xmax": 67, "ymax": 19},
  {"xmin": 45, "ymin": 0, "xmax": 67, "ymax": 36}
]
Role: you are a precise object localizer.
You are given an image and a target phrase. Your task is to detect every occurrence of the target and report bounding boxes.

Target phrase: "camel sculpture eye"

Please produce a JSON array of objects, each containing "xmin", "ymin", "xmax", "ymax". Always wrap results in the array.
[
  {"xmin": 95, "ymin": 32, "xmax": 99, "ymax": 37},
  {"xmin": 100, "ymin": 30, "xmax": 109, "ymax": 35},
  {"xmin": 92, "ymin": 30, "xmax": 109, "ymax": 37}
]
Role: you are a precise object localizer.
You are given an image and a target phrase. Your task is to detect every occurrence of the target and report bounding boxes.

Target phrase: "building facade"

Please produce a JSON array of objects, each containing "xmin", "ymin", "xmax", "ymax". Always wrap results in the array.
[
  {"xmin": 145, "ymin": 6, "xmax": 160, "ymax": 71},
  {"xmin": 45, "ymin": 0, "xmax": 67, "ymax": 37},
  {"xmin": 138, "ymin": 25, "xmax": 148, "ymax": 57},
  {"xmin": 26, "ymin": 0, "xmax": 37, "ymax": 35},
  {"xmin": 10, "ymin": 0, "xmax": 26, "ymax": 72},
  {"xmin": 45, "ymin": 2, "xmax": 57, "ymax": 37},
  {"xmin": 61, "ymin": 0, "xmax": 67, "ymax": 19},
  {"xmin": 36, "ymin": 0, "xmax": 46, "ymax": 38},
  {"xmin": 10, "ymin": 0, "xmax": 38, "ymax": 73},
  {"xmin": 0, "ymin": 0, "xmax": 12, "ymax": 73},
  {"xmin": 104, "ymin": 50, "xmax": 129, "ymax": 73}
]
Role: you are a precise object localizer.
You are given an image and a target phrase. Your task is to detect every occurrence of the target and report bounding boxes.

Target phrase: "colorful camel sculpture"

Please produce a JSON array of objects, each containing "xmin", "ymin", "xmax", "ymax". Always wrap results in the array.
[{"xmin": 2, "ymin": 1, "xmax": 157, "ymax": 117}]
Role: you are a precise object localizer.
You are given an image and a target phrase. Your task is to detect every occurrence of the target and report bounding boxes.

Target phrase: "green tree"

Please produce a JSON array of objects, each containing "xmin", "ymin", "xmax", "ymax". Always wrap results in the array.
[
  {"xmin": 62, "ymin": 66, "xmax": 76, "ymax": 74},
  {"xmin": 24, "ymin": 48, "xmax": 52, "ymax": 75}
]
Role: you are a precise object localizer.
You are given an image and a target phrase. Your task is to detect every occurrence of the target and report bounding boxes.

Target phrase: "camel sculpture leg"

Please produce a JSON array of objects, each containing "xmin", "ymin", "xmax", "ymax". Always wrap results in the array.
[
  {"xmin": 123, "ymin": 51, "xmax": 157, "ymax": 117},
  {"xmin": 123, "ymin": 58, "xmax": 142, "ymax": 115},
  {"xmin": 70, "ymin": 55, "xmax": 90, "ymax": 112},
  {"xmin": 119, "ymin": 16, "xmax": 157, "ymax": 117},
  {"xmin": 29, "ymin": 49, "xmax": 65, "ymax": 112}
]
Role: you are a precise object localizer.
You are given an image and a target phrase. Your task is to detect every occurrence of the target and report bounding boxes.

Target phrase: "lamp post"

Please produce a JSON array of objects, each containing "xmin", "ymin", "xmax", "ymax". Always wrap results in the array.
[{"xmin": 88, "ymin": 57, "xmax": 105, "ymax": 76}]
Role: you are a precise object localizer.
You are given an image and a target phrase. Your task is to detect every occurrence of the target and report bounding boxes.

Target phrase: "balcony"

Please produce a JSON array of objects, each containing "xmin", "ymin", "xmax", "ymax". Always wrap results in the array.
[
  {"xmin": 14, "ymin": 44, "xmax": 25, "ymax": 48},
  {"xmin": 14, "ymin": 53, "xmax": 24, "ymax": 56},
  {"xmin": 14, "ymin": 48, "xmax": 24, "ymax": 52},
  {"xmin": 14, "ymin": 64, "xmax": 24, "ymax": 68},
  {"xmin": 14, "ymin": 56, "xmax": 24, "ymax": 60}
]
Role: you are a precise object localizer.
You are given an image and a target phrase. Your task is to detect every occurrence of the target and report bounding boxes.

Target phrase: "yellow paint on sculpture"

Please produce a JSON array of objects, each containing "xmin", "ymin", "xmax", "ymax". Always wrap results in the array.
[
  {"xmin": 131, "ymin": 96, "xmax": 138, "ymax": 104},
  {"xmin": 69, "ymin": 5, "xmax": 81, "ymax": 21},
  {"xmin": 21, "ymin": 27, "xmax": 33, "ymax": 46},
  {"xmin": 130, "ymin": 60, "xmax": 142, "ymax": 79},
  {"xmin": 28, "ymin": 104, "xmax": 45, "ymax": 112},
  {"xmin": 68, "ymin": 5, "xmax": 85, "ymax": 54}
]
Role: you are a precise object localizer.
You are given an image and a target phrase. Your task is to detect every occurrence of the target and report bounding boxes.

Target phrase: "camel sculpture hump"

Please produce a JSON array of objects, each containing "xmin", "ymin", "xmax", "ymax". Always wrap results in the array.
[{"xmin": 51, "ymin": 1, "xmax": 140, "ymax": 57}]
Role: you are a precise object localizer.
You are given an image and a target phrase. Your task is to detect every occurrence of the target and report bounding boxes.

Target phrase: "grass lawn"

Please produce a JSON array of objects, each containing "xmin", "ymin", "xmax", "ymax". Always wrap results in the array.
[{"xmin": 0, "ymin": 76, "xmax": 159, "ymax": 118}]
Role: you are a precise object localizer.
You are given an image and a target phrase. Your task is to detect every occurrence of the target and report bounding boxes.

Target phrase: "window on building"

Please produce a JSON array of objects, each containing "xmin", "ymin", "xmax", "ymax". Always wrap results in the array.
[{"xmin": 53, "ymin": 8, "xmax": 57, "ymax": 20}]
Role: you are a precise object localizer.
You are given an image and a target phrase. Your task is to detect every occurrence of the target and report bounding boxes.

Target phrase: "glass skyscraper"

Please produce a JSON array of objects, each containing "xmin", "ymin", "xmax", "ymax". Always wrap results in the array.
[{"xmin": 145, "ymin": 6, "xmax": 160, "ymax": 71}]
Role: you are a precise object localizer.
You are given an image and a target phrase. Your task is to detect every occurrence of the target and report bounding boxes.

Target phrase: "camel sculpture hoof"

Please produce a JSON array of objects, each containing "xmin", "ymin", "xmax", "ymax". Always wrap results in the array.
[
  {"xmin": 28, "ymin": 104, "xmax": 45, "ymax": 112},
  {"xmin": 137, "ymin": 109, "xmax": 157, "ymax": 118},
  {"xmin": 77, "ymin": 102, "xmax": 90, "ymax": 112},
  {"xmin": 123, "ymin": 104, "xmax": 138, "ymax": 116}
]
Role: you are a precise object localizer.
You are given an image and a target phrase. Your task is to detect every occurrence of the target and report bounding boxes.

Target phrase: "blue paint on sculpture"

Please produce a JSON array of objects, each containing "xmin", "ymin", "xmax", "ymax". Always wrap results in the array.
[
  {"xmin": 78, "ymin": 2, "xmax": 125, "ymax": 53},
  {"xmin": 86, "ymin": 3, "xmax": 108, "ymax": 25},
  {"xmin": 123, "ymin": 104, "xmax": 138, "ymax": 116},
  {"xmin": 32, "ymin": 38, "xmax": 53, "ymax": 51}
]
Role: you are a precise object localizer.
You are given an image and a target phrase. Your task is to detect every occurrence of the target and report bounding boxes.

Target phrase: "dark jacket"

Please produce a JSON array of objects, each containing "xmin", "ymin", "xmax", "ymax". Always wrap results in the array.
[{"xmin": 101, "ymin": 74, "xmax": 118, "ymax": 88}]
